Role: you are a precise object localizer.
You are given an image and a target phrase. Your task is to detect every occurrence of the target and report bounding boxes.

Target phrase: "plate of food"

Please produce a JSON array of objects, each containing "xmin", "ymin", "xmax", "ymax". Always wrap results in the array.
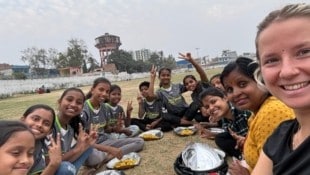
[
  {"xmin": 106, "ymin": 152, "xmax": 141, "ymax": 170},
  {"xmin": 208, "ymin": 127, "xmax": 225, "ymax": 134},
  {"xmin": 138, "ymin": 129, "xmax": 163, "ymax": 141},
  {"xmin": 174, "ymin": 126, "xmax": 197, "ymax": 136}
]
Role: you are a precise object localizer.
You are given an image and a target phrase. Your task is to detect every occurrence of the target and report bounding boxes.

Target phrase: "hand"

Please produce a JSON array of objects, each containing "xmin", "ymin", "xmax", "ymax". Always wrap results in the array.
[
  {"xmin": 229, "ymin": 128, "xmax": 245, "ymax": 150},
  {"xmin": 122, "ymin": 129, "xmax": 133, "ymax": 136},
  {"xmin": 137, "ymin": 92, "xmax": 143, "ymax": 104},
  {"xmin": 178, "ymin": 52, "xmax": 193, "ymax": 61},
  {"xmin": 108, "ymin": 147, "xmax": 123, "ymax": 160},
  {"xmin": 46, "ymin": 133, "xmax": 62, "ymax": 167},
  {"xmin": 199, "ymin": 128, "xmax": 214, "ymax": 139},
  {"xmin": 127, "ymin": 100, "xmax": 133, "ymax": 117},
  {"xmin": 228, "ymin": 159, "xmax": 250, "ymax": 175},
  {"xmin": 150, "ymin": 65, "xmax": 157, "ymax": 80}
]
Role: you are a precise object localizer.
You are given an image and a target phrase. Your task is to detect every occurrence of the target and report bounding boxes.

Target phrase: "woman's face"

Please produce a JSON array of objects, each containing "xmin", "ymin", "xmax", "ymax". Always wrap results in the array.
[
  {"xmin": 0, "ymin": 131, "xmax": 35, "ymax": 175},
  {"xmin": 201, "ymin": 95, "xmax": 229, "ymax": 122},
  {"xmin": 159, "ymin": 70, "xmax": 171, "ymax": 86},
  {"xmin": 58, "ymin": 90, "xmax": 84, "ymax": 119},
  {"xmin": 109, "ymin": 89, "xmax": 121, "ymax": 105},
  {"xmin": 91, "ymin": 82, "xmax": 110, "ymax": 104},
  {"xmin": 211, "ymin": 77, "xmax": 224, "ymax": 91},
  {"xmin": 184, "ymin": 77, "xmax": 198, "ymax": 91},
  {"xmin": 222, "ymin": 69, "xmax": 267, "ymax": 112},
  {"xmin": 258, "ymin": 17, "xmax": 310, "ymax": 110},
  {"xmin": 21, "ymin": 108, "xmax": 54, "ymax": 140}
]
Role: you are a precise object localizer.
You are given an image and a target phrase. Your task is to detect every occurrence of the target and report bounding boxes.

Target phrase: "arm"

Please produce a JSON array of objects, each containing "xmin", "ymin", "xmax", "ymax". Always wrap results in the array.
[
  {"xmin": 125, "ymin": 100, "xmax": 133, "ymax": 127},
  {"xmin": 147, "ymin": 65, "xmax": 157, "ymax": 101},
  {"xmin": 137, "ymin": 92, "xmax": 146, "ymax": 119},
  {"xmin": 251, "ymin": 151, "xmax": 273, "ymax": 175},
  {"xmin": 179, "ymin": 52, "xmax": 208, "ymax": 82},
  {"xmin": 146, "ymin": 117, "xmax": 162, "ymax": 130},
  {"xmin": 41, "ymin": 134, "xmax": 62, "ymax": 175}
]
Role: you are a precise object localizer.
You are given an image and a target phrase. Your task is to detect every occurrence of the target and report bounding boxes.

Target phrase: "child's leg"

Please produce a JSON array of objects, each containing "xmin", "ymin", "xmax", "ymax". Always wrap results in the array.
[{"xmin": 55, "ymin": 161, "xmax": 76, "ymax": 175}]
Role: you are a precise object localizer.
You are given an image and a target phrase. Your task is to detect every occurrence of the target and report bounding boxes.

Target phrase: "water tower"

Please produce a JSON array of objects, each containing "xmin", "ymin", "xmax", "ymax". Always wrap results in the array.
[{"xmin": 95, "ymin": 33, "xmax": 121, "ymax": 67}]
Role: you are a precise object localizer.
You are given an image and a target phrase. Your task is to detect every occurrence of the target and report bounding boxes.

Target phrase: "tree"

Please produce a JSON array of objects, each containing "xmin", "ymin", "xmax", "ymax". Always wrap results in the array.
[
  {"xmin": 20, "ymin": 47, "xmax": 57, "ymax": 77},
  {"xmin": 108, "ymin": 50, "xmax": 136, "ymax": 73}
]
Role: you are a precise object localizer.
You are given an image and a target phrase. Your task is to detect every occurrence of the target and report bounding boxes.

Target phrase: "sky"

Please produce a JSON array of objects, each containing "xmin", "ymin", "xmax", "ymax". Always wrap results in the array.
[{"xmin": 0, "ymin": 0, "xmax": 306, "ymax": 65}]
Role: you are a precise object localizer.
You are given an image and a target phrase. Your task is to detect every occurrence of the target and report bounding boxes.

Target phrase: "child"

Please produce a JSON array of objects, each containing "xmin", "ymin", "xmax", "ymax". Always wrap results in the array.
[
  {"xmin": 0, "ymin": 120, "xmax": 35, "ymax": 175},
  {"xmin": 179, "ymin": 52, "xmax": 211, "ymax": 125},
  {"xmin": 53, "ymin": 87, "xmax": 97, "ymax": 174},
  {"xmin": 210, "ymin": 73, "xmax": 225, "ymax": 91},
  {"xmin": 82, "ymin": 77, "xmax": 144, "ymax": 168},
  {"xmin": 198, "ymin": 87, "xmax": 251, "ymax": 159},
  {"xmin": 105, "ymin": 84, "xmax": 140, "ymax": 139},
  {"xmin": 131, "ymin": 81, "xmax": 173, "ymax": 132},
  {"xmin": 252, "ymin": 3, "xmax": 310, "ymax": 175}
]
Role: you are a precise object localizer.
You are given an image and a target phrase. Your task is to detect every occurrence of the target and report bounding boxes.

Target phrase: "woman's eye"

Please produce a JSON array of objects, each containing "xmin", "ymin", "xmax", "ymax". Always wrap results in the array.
[
  {"xmin": 239, "ymin": 81, "xmax": 247, "ymax": 88},
  {"xmin": 298, "ymin": 49, "xmax": 310, "ymax": 57}
]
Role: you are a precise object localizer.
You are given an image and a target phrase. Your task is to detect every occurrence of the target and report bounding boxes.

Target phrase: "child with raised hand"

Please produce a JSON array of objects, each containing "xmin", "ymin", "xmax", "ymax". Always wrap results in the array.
[
  {"xmin": 54, "ymin": 87, "xmax": 97, "ymax": 174},
  {"xmin": 252, "ymin": 3, "xmax": 310, "ymax": 175},
  {"xmin": 179, "ymin": 52, "xmax": 211, "ymax": 125},
  {"xmin": 0, "ymin": 120, "xmax": 35, "ymax": 175},
  {"xmin": 198, "ymin": 87, "xmax": 251, "ymax": 159},
  {"xmin": 105, "ymin": 84, "xmax": 140, "ymax": 139},
  {"xmin": 20, "ymin": 104, "xmax": 64, "ymax": 175},
  {"xmin": 82, "ymin": 77, "xmax": 144, "ymax": 169},
  {"xmin": 131, "ymin": 81, "xmax": 173, "ymax": 132}
]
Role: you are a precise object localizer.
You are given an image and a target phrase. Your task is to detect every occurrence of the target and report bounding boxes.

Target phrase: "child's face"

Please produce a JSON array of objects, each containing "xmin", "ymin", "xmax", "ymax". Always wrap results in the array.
[
  {"xmin": 0, "ymin": 131, "xmax": 35, "ymax": 175},
  {"xmin": 140, "ymin": 86, "xmax": 149, "ymax": 98},
  {"xmin": 222, "ymin": 69, "xmax": 266, "ymax": 112},
  {"xmin": 258, "ymin": 17, "xmax": 310, "ymax": 110},
  {"xmin": 159, "ymin": 70, "xmax": 171, "ymax": 86},
  {"xmin": 109, "ymin": 89, "xmax": 121, "ymax": 105},
  {"xmin": 184, "ymin": 77, "xmax": 198, "ymax": 91},
  {"xmin": 201, "ymin": 95, "xmax": 229, "ymax": 121},
  {"xmin": 211, "ymin": 77, "xmax": 224, "ymax": 91},
  {"xmin": 21, "ymin": 108, "xmax": 54, "ymax": 140},
  {"xmin": 58, "ymin": 90, "xmax": 84, "ymax": 119},
  {"xmin": 91, "ymin": 82, "xmax": 110, "ymax": 103}
]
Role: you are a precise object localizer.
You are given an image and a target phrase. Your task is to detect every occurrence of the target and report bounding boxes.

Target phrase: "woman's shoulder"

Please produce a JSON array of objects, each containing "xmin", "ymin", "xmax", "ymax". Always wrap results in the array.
[{"xmin": 261, "ymin": 96, "xmax": 293, "ymax": 113}]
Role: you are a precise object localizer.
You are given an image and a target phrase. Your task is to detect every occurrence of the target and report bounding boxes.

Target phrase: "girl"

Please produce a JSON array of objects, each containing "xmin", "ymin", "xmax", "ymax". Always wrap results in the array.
[
  {"xmin": 105, "ymin": 84, "xmax": 140, "ymax": 139},
  {"xmin": 252, "ymin": 3, "xmax": 310, "ymax": 175},
  {"xmin": 82, "ymin": 77, "xmax": 144, "ymax": 168},
  {"xmin": 21, "ymin": 104, "xmax": 63, "ymax": 175},
  {"xmin": 54, "ymin": 87, "xmax": 97, "ymax": 174},
  {"xmin": 0, "ymin": 120, "xmax": 35, "ymax": 175},
  {"xmin": 198, "ymin": 87, "xmax": 251, "ymax": 159},
  {"xmin": 221, "ymin": 57, "xmax": 294, "ymax": 175},
  {"xmin": 210, "ymin": 73, "xmax": 225, "ymax": 91},
  {"xmin": 179, "ymin": 52, "xmax": 211, "ymax": 124}
]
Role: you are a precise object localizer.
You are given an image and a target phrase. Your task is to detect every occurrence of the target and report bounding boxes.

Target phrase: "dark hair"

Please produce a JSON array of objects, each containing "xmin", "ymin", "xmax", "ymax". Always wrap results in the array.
[
  {"xmin": 183, "ymin": 75, "xmax": 197, "ymax": 85},
  {"xmin": 200, "ymin": 87, "xmax": 226, "ymax": 102},
  {"xmin": 158, "ymin": 67, "xmax": 171, "ymax": 77},
  {"xmin": 59, "ymin": 87, "xmax": 85, "ymax": 138},
  {"xmin": 23, "ymin": 104, "xmax": 56, "ymax": 129},
  {"xmin": 110, "ymin": 84, "xmax": 121, "ymax": 94},
  {"xmin": 0, "ymin": 120, "xmax": 34, "ymax": 146},
  {"xmin": 139, "ymin": 81, "xmax": 150, "ymax": 91},
  {"xmin": 220, "ymin": 57, "xmax": 258, "ymax": 85},
  {"xmin": 210, "ymin": 73, "xmax": 221, "ymax": 82},
  {"xmin": 86, "ymin": 77, "xmax": 111, "ymax": 99}
]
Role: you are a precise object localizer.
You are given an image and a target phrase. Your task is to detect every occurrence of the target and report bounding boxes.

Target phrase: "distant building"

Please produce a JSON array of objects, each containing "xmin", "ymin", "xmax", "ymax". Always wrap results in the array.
[
  {"xmin": 58, "ymin": 67, "xmax": 82, "ymax": 77},
  {"xmin": 241, "ymin": 52, "xmax": 256, "ymax": 60},
  {"xmin": 131, "ymin": 49, "xmax": 164, "ymax": 62},
  {"xmin": 11, "ymin": 65, "xmax": 30, "ymax": 75},
  {"xmin": 207, "ymin": 50, "xmax": 238, "ymax": 68}
]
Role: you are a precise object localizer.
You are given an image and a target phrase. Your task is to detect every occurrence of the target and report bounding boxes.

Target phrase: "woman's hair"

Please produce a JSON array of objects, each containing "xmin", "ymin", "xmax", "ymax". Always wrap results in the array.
[
  {"xmin": 220, "ymin": 57, "xmax": 258, "ymax": 84},
  {"xmin": 110, "ymin": 84, "xmax": 121, "ymax": 94},
  {"xmin": 59, "ymin": 87, "xmax": 85, "ymax": 138},
  {"xmin": 23, "ymin": 104, "xmax": 56, "ymax": 129},
  {"xmin": 158, "ymin": 67, "xmax": 171, "ymax": 77},
  {"xmin": 255, "ymin": 3, "xmax": 310, "ymax": 61},
  {"xmin": 183, "ymin": 75, "xmax": 197, "ymax": 85},
  {"xmin": 200, "ymin": 87, "xmax": 226, "ymax": 102},
  {"xmin": 86, "ymin": 77, "xmax": 111, "ymax": 99},
  {"xmin": 254, "ymin": 3, "xmax": 310, "ymax": 87},
  {"xmin": 210, "ymin": 73, "xmax": 221, "ymax": 82},
  {"xmin": 0, "ymin": 120, "xmax": 33, "ymax": 147}
]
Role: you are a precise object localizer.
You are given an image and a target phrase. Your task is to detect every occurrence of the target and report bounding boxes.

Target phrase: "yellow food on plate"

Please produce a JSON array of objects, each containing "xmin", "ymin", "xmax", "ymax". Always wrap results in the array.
[
  {"xmin": 180, "ymin": 129, "xmax": 194, "ymax": 136},
  {"xmin": 142, "ymin": 133, "xmax": 159, "ymax": 140},
  {"xmin": 114, "ymin": 158, "xmax": 136, "ymax": 169}
]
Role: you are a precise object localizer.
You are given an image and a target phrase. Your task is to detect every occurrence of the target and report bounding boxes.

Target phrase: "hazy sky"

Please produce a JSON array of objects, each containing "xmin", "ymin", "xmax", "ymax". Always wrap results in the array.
[{"xmin": 0, "ymin": 0, "xmax": 306, "ymax": 65}]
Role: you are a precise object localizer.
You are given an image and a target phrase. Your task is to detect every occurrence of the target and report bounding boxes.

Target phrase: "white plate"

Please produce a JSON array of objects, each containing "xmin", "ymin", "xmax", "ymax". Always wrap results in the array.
[
  {"xmin": 173, "ymin": 126, "xmax": 197, "ymax": 136},
  {"xmin": 208, "ymin": 127, "xmax": 225, "ymax": 134},
  {"xmin": 106, "ymin": 152, "xmax": 141, "ymax": 170},
  {"xmin": 138, "ymin": 129, "xmax": 163, "ymax": 140},
  {"xmin": 96, "ymin": 170, "xmax": 125, "ymax": 175}
]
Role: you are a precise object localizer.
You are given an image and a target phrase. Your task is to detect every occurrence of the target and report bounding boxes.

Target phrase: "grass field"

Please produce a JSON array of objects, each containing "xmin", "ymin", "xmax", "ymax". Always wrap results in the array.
[{"xmin": 0, "ymin": 68, "xmax": 222, "ymax": 175}]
